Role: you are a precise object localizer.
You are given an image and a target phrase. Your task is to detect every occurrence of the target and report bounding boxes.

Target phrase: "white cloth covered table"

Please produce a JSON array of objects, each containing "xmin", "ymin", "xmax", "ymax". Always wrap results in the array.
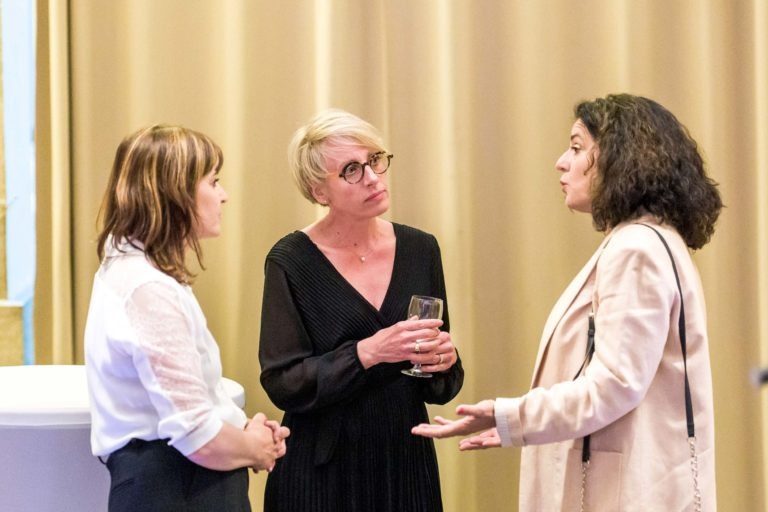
[{"xmin": 0, "ymin": 364, "xmax": 245, "ymax": 512}]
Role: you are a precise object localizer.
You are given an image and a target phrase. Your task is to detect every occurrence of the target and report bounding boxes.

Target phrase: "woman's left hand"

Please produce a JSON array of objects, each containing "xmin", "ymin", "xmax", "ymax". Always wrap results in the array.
[
  {"xmin": 417, "ymin": 330, "xmax": 458, "ymax": 373},
  {"xmin": 457, "ymin": 428, "xmax": 501, "ymax": 451},
  {"xmin": 265, "ymin": 420, "xmax": 290, "ymax": 455},
  {"xmin": 411, "ymin": 399, "xmax": 496, "ymax": 440}
]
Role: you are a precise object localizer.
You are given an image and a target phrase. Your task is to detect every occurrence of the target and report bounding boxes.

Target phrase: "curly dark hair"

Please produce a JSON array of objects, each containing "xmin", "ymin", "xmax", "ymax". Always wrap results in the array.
[{"xmin": 575, "ymin": 94, "xmax": 722, "ymax": 249}]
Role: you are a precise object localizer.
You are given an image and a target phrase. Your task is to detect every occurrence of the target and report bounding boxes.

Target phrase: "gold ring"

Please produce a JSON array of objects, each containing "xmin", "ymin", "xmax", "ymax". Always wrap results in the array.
[
  {"xmin": 438, "ymin": 353, "xmax": 443, "ymax": 364},
  {"xmin": 415, "ymin": 341, "xmax": 421, "ymax": 354}
]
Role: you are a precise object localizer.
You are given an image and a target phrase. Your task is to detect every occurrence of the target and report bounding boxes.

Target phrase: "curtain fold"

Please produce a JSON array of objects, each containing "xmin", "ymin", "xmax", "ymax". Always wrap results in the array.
[
  {"xmin": 754, "ymin": 0, "xmax": 768, "ymax": 505},
  {"xmin": 34, "ymin": 0, "xmax": 74, "ymax": 365},
  {"xmin": 34, "ymin": 0, "xmax": 767, "ymax": 509}
]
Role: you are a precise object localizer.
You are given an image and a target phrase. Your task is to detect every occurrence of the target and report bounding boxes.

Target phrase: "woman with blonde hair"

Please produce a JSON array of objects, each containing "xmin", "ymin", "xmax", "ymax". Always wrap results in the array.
[
  {"xmin": 85, "ymin": 125, "xmax": 289, "ymax": 511},
  {"xmin": 259, "ymin": 109, "xmax": 464, "ymax": 511}
]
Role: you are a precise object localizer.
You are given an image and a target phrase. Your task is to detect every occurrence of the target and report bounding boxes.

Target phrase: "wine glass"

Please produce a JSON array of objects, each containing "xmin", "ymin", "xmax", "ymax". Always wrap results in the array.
[{"xmin": 401, "ymin": 295, "xmax": 443, "ymax": 378}]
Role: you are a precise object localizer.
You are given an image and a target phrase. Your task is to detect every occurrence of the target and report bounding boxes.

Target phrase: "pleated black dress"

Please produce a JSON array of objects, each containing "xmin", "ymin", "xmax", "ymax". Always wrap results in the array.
[{"xmin": 259, "ymin": 223, "xmax": 464, "ymax": 512}]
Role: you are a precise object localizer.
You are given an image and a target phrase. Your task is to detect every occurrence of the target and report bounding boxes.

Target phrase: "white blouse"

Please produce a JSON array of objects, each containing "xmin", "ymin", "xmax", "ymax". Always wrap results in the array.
[{"xmin": 85, "ymin": 239, "xmax": 247, "ymax": 458}]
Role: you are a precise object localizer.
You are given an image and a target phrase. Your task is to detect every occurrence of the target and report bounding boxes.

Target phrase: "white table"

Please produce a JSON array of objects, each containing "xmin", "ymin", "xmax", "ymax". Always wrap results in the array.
[{"xmin": 0, "ymin": 365, "xmax": 245, "ymax": 512}]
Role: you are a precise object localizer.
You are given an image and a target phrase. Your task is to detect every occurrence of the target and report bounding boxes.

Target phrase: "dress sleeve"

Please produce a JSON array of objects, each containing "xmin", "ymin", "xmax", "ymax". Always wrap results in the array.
[
  {"xmin": 259, "ymin": 260, "xmax": 369, "ymax": 413},
  {"xmin": 495, "ymin": 229, "xmax": 676, "ymax": 446},
  {"xmin": 125, "ymin": 281, "xmax": 222, "ymax": 455},
  {"xmin": 418, "ymin": 235, "xmax": 465, "ymax": 404}
]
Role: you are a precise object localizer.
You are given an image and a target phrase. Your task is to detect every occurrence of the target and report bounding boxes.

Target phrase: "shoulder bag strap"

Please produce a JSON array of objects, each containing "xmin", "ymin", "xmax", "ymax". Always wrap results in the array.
[
  {"xmin": 638, "ymin": 223, "xmax": 701, "ymax": 511},
  {"xmin": 577, "ymin": 224, "xmax": 694, "ymax": 458},
  {"xmin": 638, "ymin": 223, "xmax": 694, "ymax": 438},
  {"xmin": 577, "ymin": 223, "xmax": 699, "ymax": 511}
]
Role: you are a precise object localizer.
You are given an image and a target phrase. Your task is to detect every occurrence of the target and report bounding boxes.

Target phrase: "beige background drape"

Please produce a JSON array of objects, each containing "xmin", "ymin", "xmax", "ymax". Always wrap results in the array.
[{"xmin": 35, "ymin": 0, "xmax": 768, "ymax": 510}]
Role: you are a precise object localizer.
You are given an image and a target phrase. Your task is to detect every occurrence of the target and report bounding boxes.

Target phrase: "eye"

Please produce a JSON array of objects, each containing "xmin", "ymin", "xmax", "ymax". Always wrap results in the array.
[
  {"xmin": 342, "ymin": 162, "xmax": 363, "ymax": 181},
  {"xmin": 369, "ymin": 153, "xmax": 382, "ymax": 166}
]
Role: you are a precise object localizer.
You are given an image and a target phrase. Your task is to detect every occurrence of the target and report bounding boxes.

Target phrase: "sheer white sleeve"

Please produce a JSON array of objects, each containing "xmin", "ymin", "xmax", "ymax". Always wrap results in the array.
[{"xmin": 125, "ymin": 280, "xmax": 223, "ymax": 455}]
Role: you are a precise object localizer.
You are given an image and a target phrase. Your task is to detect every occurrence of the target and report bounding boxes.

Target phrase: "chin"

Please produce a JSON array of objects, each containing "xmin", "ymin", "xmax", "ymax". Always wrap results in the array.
[
  {"xmin": 374, "ymin": 197, "xmax": 391, "ymax": 214},
  {"xmin": 565, "ymin": 199, "xmax": 590, "ymax": 213},
  {"xmin": 198, "ymin": 227, "xmax": 221, "ymax": 239}
]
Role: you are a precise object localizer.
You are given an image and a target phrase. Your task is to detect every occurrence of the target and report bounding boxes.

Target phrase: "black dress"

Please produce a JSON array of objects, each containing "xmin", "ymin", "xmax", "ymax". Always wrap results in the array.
[{"xmin": 259, "ymin": 223, "xmax": 464, "ymax": 512}]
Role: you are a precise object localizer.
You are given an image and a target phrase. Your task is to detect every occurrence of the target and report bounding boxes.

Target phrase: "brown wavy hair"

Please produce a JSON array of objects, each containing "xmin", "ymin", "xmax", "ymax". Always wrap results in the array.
[
  {"xmin": 96, "ymin": 125, "xmax": 223, "ymax": 283},
  {"xmin": 575, "ymin": 94, "xmax": 722, "ymax": 249}
]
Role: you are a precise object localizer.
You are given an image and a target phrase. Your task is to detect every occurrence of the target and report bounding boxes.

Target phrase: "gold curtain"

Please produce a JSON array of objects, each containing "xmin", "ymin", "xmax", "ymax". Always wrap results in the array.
[
  {"xmin": 35, "ymin": 0, "xmax": 768, "ymax": 509},
  {"xmin": 35, "ymin": 0, "xmax": 74, "ymax": 364}
]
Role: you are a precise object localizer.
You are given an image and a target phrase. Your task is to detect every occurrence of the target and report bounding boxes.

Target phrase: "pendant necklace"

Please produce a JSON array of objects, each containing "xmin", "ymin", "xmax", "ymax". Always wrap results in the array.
[
  {"xmin": 350, "ymin": 233, "xmax": 379, "ymax": 263},
  {"xmin": 323, "ymin": 222, "xmax": 379, "ymax": 263},
  {"xmin": 352, "ymin": 242, "xmax": 374, "ymax": 263}
]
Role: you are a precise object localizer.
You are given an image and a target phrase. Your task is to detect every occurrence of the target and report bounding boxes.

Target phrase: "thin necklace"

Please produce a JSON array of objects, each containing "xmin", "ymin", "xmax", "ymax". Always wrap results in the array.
[
  {"xmin": 320, "ymin": 221, "xmax": 379, "ymax": 263},
  {"xmin": 351, "ymin": 242, "xmax": 374, "ymax": 263}
]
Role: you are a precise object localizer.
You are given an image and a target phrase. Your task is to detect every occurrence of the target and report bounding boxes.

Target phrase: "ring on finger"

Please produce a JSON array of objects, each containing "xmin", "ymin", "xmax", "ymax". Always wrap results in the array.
[
  {"xmin": 415, "ymin": 341, "xmax": 421, "ymax": 354},
  {"xmin": 437, "ymin": 353, "xmax": 443, "ymax": 364}
]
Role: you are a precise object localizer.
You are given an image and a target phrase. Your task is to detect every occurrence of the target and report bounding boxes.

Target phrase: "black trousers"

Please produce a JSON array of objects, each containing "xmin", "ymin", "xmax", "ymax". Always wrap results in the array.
[{"xmin": 106, "ymin": 439, "xmax": 251, "ymax": 512}]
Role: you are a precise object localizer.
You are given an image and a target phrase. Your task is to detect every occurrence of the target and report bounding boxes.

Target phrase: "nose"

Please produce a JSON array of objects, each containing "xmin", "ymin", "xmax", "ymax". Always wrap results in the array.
[
  {"xmin": 555, "ymin": 151, "xmax": 569, "ymax": 173},
  {"xmin": 219, "ymin": 185, "xmax": 229, "ymax": 203},
  {"xmin": 361, "ymin": 164, "xmax": 380, "ymax": 185}
]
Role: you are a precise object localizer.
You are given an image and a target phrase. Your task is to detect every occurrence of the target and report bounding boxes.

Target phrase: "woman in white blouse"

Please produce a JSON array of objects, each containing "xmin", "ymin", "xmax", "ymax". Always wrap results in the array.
[{"xmin": 85, "ymin": 125, "xmax": 289, "ymax": 512}]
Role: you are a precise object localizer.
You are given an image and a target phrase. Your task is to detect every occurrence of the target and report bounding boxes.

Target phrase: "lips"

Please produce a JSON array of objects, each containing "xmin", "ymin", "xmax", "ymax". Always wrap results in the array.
[{"xmin": 365, "ymin": 190, "xmax": 387, "ymax": 202}]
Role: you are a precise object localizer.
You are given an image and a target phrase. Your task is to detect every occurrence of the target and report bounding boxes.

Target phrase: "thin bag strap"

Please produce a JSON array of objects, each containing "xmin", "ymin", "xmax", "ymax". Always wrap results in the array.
[
  {"xmin": 576, "ymin": 223, "xmax": 694, "ymax": 464},
  {"xmin": 572, "ymin": 237, "xmax": 612, "ymax": 383},
  {"xmin": 573, "ymin": 312, "xmax": 595, "ymax": 381},
  {"xmin": 577, "ymin": 224, "xmax": 698, "ymax": 511},
  {"xmin": 574, "ymin": 312, "xmax": 595, "ymax": 466},
  {"xmin": 639, "ymin": 224, "xmax": 702, "ymax": 511},
  {"xmin": 638, "ymin": 223, "xmax": 695, "ymax": 438}
]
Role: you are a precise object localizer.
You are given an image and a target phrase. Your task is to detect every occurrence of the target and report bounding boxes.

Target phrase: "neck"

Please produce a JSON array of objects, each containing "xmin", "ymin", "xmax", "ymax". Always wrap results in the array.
[
  {"xmin": 316, "ymin": 215, "xmax": 380, "ymax": 245},
  {"xmin": 312, "ymin": 215, "xmax": 382, "ymax": 262}
]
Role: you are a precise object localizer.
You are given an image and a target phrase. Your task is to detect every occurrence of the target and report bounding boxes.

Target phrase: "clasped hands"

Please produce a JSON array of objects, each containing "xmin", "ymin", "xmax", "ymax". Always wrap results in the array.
[
  {"xmin": 246, "ymin": 412, "xmax": 290, "ymax": 473},
  {"xmin": 411, "ymin": 399, "xmax": 501, "ymax": 450}
]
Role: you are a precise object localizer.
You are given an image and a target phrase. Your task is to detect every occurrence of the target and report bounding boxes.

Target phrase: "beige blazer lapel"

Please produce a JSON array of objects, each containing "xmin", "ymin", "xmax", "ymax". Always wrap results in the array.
[{"xmin": 529, "ymin": 235, "xmax": 612, "ymax": 388}]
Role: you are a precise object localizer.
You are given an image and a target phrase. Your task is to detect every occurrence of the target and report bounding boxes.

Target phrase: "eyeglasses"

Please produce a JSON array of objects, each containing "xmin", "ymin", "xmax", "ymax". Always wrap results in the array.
[{"xmin": 338, "ymin": 152, "xmax": 393, "ymax": 184}]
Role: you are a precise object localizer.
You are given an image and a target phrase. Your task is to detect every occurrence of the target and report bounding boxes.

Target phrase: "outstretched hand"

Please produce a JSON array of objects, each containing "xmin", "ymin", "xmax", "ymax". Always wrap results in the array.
[
  {"xmin": 457, "ymin": 428, "xmax": 501, "ymax": 451},
  {"xmin": 411, "ymin": 399, "xmax": 499, "ymax": 450}
]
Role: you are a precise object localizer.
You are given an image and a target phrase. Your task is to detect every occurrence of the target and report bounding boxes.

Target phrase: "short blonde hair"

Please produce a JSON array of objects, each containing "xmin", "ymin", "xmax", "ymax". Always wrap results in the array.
[
  {"xmin": 97, "ymin": 124, "xmax": 223, "ymax": 283},
  {"xmin": 288, "ymin": 109, "xmax": 389, "ymax": 203}
]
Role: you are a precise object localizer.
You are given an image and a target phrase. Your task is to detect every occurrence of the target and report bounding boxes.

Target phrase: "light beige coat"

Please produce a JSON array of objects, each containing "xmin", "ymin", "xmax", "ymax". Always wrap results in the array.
[{"xmin": 495, "ymin": 219, "xmax": 716, "ymax": 511}]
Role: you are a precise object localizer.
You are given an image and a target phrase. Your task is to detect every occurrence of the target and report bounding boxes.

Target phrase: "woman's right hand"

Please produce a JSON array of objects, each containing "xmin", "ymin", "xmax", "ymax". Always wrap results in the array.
[
  {"xmin": 188, "ymin": 412, "xmax": 290, "ymax": 472},
  {"xmin": 356, "ymin": 317, "xmax": 444, "ymax": 369},
  {"xmin": 411, "ymin": 400, "xmax": 497, "ymax": 444},
  {"xmin": 246, "ymin": 413, "xmax": 290, "ymax": 472}
]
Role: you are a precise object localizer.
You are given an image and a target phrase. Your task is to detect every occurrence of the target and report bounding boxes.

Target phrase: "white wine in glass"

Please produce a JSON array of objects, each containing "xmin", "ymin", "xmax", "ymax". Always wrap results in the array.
[{"xmin": 401, "ymin": 295, "xmax": 443, "ymax": 378}]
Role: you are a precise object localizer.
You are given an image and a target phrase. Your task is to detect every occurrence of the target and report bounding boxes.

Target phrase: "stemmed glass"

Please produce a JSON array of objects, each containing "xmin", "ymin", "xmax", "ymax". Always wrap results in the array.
[{"xmin": 401, "ymin": 295, "xmax": 443, "ymax": 378}]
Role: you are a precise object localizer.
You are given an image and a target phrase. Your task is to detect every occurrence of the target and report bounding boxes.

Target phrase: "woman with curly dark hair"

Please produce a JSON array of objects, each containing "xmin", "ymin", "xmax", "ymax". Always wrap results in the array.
[{"xmin": 414, "ymin": 94, "xmax": 722, "ymax": 511}]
